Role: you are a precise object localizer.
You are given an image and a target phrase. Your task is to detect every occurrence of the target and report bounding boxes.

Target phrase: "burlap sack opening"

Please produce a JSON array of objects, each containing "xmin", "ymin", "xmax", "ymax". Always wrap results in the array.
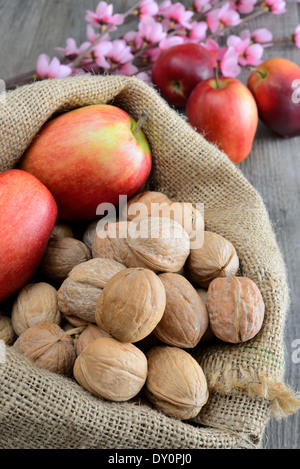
[{"xmin": 0, "ymin": 75, "xmax": 299, "ymax": 449}]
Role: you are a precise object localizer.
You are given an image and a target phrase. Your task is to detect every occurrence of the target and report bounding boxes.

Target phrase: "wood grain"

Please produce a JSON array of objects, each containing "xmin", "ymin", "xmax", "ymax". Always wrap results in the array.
[{"xmin": 0, "ymin": 0, "xmax": 299, "ymax": 449}]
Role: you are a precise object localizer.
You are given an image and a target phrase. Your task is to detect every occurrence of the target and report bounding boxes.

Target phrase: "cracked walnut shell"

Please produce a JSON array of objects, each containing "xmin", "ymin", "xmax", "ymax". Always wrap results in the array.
[
  {"xmin": 11, "ymin": 282, "xmax": 61, "ymax": 336},
  {"xmin": 153, "ymin": 273, "xmax": 209, "ymax": 348},
  {"xmin": 73, "ymin": 337, "xmax": 148, "ymax": 401},
  {"xmin": 95, "ymin": 267, "xmax": 166, "ymax": 343},
  {"xmin": 145, "ymin": 346, "xmax": 209, "ymax": 420},
  {"xmin": 185, "ymin": 231, "xmax": 239, "ymax": 288},
  {"xmin": 207, "ymin": 275, "xmax": 265, "ymax": 343},
  {"xmin": 13, "ymin": 322, "xmax": 76, "ymax": 376}
]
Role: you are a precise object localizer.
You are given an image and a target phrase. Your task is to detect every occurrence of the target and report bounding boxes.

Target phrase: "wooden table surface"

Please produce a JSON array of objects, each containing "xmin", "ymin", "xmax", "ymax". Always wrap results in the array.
[{"xmin": 1, "ymin": 0, "xmax": 299, "ymax": 450}]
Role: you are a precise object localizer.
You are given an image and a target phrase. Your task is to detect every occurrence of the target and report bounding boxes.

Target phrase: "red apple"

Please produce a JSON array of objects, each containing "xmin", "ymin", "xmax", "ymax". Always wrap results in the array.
[
  {"xmin": 151, "ymin": 43, "xmax": 215, "ymax": 107},
  {"xmin": 186, "ymin": 76, "xmax": 258, "ymax": 164},
  {"xmin": 18, "ymin": 104, "xmax": 152, "ymax": 221},
  {"xmin": 247, "ymin": 58, "xmax": 300, "ymax": 138},
  {"xmin": 0, "ymin": 169, "xmax": 57, "ymax": 303}
]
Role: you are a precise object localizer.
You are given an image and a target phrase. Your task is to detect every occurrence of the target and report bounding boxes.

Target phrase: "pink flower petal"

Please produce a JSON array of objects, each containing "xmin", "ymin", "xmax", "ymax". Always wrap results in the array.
[{"xmin": 36, "ymin": 54, "xmax": 50, "ymax": 78}]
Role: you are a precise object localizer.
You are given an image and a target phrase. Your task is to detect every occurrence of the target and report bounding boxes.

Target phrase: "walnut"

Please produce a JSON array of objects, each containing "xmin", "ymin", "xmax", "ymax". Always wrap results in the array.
[
  {"xmin": 185, "ymin": 231, "xmax": 239, "ymax": 288},
  {"xmin": 51, "ymin": 222, "xmax": 74, "ymax": 239},
  {"xmin": 95, "ymin": 267, "xmax": 166, "ymax": 343},
  {"xmin": 153, "ymin": 273, "xmax": 209, "ymax": 348},
  {"xmin": 93, "ymin": 217, "xmax": 191, "ymax": 274},
  {"xmin": 196, "ymin": 288, "xmax": 215, "ymax": 342},
  {"xmin": 126, "ymin": 217, "xmax": 191, "ymax": 272},
  {"xmin": 0, "ymin": 313, "xmax": 15, "ymax": 345},
  {"xmin": 76, "ymin": 323, "xmax": 111, "ymax": 355},
  {"xmin": 73, "ymin": 337, "xmax": 148, "ymax": 401},
  {"xmin": 207, "ymin": 275, "xmax": 265, "ymax": 343},
  {"xmin": 39, "ymin": 237, "xmax": 91, "ymax": 283},
  {"xmin": 123, "ymin": 191, "xmax": 204, "ymax": 237},
  {"xmin": 82, "ymin": 220, "xmax": 98, "ymax": 252},
  {"xmin": 11, "ymin": 282, "xmax": 61, "ymax": 336},
  {"xmin": 145, "ymin": 345, "xmax": 209, "ymax": 419},
  {"xmin": 57, "ymin": 258, "xmax": 126, "ymax": 324},
  {"xmin": 13, "ymin": 322, "xmax": 76, "ymax": 376}
]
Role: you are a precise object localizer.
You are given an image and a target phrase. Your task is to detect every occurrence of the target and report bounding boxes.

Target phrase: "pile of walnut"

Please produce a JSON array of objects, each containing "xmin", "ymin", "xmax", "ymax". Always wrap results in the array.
[{"xmin": 1, "ymin": 191, "xmax": 265, "ymax": 421}]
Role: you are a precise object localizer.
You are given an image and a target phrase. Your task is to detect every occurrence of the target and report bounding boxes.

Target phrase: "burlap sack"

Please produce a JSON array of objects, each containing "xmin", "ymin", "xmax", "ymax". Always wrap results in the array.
[{"xmin": 0, "ymin": 75, "xmax": 299, "ymax": 449}]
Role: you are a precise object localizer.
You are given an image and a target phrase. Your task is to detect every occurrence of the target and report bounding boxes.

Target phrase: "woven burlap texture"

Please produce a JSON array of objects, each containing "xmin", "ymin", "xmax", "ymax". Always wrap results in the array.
[{"xmin": 0, "ymin": 75, "xmax": 299, "ymax": 449}]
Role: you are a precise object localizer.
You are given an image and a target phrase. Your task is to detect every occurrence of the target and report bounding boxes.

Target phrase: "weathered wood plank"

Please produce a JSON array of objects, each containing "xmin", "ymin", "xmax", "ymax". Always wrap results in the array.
[{"xmin": 0, "ymin": 0, "xmax": 299, "ymax": 449}]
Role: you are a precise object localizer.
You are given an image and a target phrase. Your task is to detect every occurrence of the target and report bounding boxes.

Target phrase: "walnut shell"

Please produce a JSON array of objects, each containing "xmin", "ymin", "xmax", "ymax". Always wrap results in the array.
[
  {"xmin": 76, "ymin": 323, "xmax": 111, "ymax": 355},
  {"xmin": 153, "ymin": 273, "xmax": 208, "ymax": 348},
  {"xmin": 82, "ymin": 220, "xmax": 98, "ymax": 252},
  {"xmin": 51, "ymin": 222, "xmax": 74, "ymax": 239},
  {"xmin": 207, "ymin": 275, "xmax": 265, "ymax": 343},
  {"xmin": 13, "ymin": 322, "xmax": 76, "ymax": 376},
  {"xmin": 127, "ymin": 217, "xmax": 191, "ymax": 273},
  {"xmin": 185, "ymin": 231, "xmax": 239, "ymax": 288},
  {"xmin": 58, "ymin": 258, "xmax": 126, "ymax": 324},
  {"xmin": 95, "ymin": 267, "xmax": 166, "ymax": 343},
  {"xmin": 73, "ymin": 337, "xmax": 148, "ymax": 401},
  {"xmin": 145, "ymin": 346, "xmax": 209, "ymax": 419},
  {"xmin": 123, "ymin": 191, "xmax": 204, "ymax": 238},
  {"xmin": 123, "ymin": 191, "xmax": 171, "ymax": 222},
  {"xmin": 11, "ymin": 282, "xmax": 61, "ymax": 336},
  {"xmin": 0, "ymin": 314, "xmax": 15, "ymax": 345},
  {"xmin": 196, "ymin": 289, "xmax": 215, "ymax": 342},
  {"xmin": 92, "ymin": 221, "xmax": 137, "ymax": 266},
  {"xmin": 39, "ymin": 237, "xmax": 91, "ymax": 283}
]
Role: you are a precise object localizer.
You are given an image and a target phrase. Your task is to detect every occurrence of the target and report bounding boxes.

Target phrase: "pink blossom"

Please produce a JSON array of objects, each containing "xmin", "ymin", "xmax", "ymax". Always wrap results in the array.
[
  {"xmin": 184, "ymin": 21, "xmax": 208, "ymax": 42},
  {"xmin": 207, "ymin": 3, "xmax": 241, "ymax": 34},
  {"xmin": 220, "ymin": 47, "xmax": 241, "ymax": 77},
  {"xmin": 240, "ymin": 28, "xmax": 273, "ymax": 44},
  {"xmin": 230, "ymin": 0, "xmax": 257, "ymax": 14},
  {"xmin": 203, "ymin": 38, "xmax": 228, "ymax": 62},
  {"xmin": 161, "ymin": 2, "xmax": 194, "ymax": 30},
  {"xmin": 159, "ymin": 35, "xmax": 185, "ymax": 49},
  {"xmin": 93, "ymin": 41, "xmax": 113, "ymax": 69},
  {"xmin": 123, "ymin": 30, "xmax": 138, "ymax": 48},
  {"xmin": 135, "ymin": 17, "xmax": 167, "ymax": 49},
  {"xmin": 85, "ymin": 1, "xmax": 124, "ymax": 30},
  {"xmin": 36, "ymin": 54, "xmax": 72, "ymax": 79},
  {"xmin": 227, "ymin": 35, "xmax": 263, "ymax": 66},
  {"xmin": 293, "ymin": 25, "xmax": 300, "ymax": 49},
  {"xmin": 55, "ymin": 38, "xmax": 90, "ymax": 60},
  {"xmin": 135, "ymin": 71, "xmax": 152, "ymax": 83},
  {"xmin": 192, "ymin": 0, "xmax": 212, "ymax": 14},
  {"xmin": 155, "ymin": 0, "xmax": 172, "ymax": 20},
  {"xmin": 106, "ymin": 39, "xmax": 134, "ymax": 68},
  {"xmin": 263, "ymin": 0, "xmax": 286, "ymax": 14},
  {"xmin": 114, "ymin": 62, "xmax": 139, "ymax": 76},
  {"xmin": 134, "ymin": 0, "xmax": 159, "ymax": 19}
]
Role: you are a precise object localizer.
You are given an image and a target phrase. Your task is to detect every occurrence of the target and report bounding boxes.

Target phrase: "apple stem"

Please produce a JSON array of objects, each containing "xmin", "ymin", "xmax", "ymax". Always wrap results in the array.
[
  {"xmin": 247, "ymin": 66, "xmax": 266, "ymax": 78},
  {"xmin": 133, "ymin": 112, "xmax": 149, "ymax": 135},
  {"xmin": 214, "ymin": 67, "xmax": 220, "ymax": 89}
]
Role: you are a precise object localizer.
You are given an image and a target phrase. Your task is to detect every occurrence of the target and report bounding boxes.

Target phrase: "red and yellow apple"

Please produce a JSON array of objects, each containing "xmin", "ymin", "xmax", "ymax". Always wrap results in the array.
[
  {"xmin": 152, "ymin": 43, "xmax": 215, "ymax": 108},
  {"xmin": 247, "ymin": 58, "xmax": 300, "ymax": 138},
  {"xmin": 18, "ymin": 104, "xmax": 152, "ymax": 221},
  {"xmin": 0, "ymin": 169, "xmax": 57, "ymax": 303},
  {"xmin": 186, "ymin": 76, "xmax": 258, "ymax": 164}
]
